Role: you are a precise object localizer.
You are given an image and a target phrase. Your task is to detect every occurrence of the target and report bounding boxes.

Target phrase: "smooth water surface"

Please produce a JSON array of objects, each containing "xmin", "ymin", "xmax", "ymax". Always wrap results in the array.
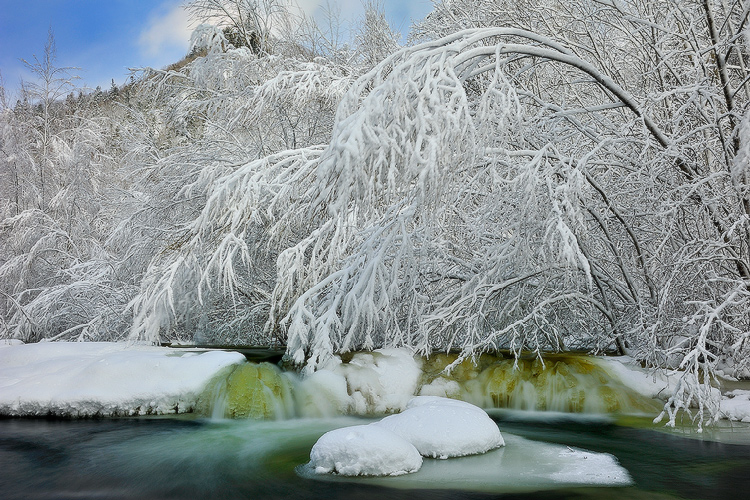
[{"xmin": 1, "ymin": 413, "xmax": 750, "ymax": 500}]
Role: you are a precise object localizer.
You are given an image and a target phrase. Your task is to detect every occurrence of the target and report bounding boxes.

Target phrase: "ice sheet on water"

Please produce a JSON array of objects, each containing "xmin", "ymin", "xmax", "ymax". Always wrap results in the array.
[{"xmin": 302, "ymin": 432, "xmax": 632, "ymax": 492}]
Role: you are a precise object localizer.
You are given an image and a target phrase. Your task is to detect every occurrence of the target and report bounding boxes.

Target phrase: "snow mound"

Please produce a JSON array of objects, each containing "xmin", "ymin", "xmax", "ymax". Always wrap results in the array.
[
  {"xmin": 375, "ymin": 396, "xmax": 504, "ymax": 458},
  {"xmin": 309, "ymin": 424, "xmax": 422, "ymax": 476},
  {"xmin": 326, "ymin": 348, "xmax": 422, "ymax": 415},
  {"xmin": 0, "ymin": 342, "xmax": 246, "ymax": 417},
  {"xmin": 720, "ymin": 390, "xmax": 750, "ymax": 422},
  {"xmin": 596, "ymin": 356, "xmax": 674, "ymax": 399}
]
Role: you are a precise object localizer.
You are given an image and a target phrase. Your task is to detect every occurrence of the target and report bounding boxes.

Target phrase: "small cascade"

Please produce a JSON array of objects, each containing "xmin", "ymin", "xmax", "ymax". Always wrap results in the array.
[
  {"xmin": 199, "ymin": 362, "xmax": 295, "ymax": 419},
  {"xmin": 420, "ymin": 353, "xmax": 661, "ymax": 414},
  {"xmin": 197, "ymin": 351, "xmax": 662, "ymax": 420}
]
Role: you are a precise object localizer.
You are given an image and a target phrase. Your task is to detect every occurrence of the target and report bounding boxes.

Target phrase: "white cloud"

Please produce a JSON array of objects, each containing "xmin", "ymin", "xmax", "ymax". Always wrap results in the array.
[
  {"xmin": 138, "ymin": 2, "xmax": 195, "ymax": 58},
  {"xmin": 295, "ymin": 0, "xmax": 326, "ymax": 17}
]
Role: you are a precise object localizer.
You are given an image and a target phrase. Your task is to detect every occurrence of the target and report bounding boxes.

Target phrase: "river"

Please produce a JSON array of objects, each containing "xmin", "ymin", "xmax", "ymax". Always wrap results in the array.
[{"xmin": 2, "ymin": 411, "xmax": 749, "ymax": 500}]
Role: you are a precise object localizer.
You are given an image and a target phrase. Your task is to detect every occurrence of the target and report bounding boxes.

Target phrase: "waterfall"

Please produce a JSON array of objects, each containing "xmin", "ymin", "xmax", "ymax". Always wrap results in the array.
[
  {"xmin": 198, "ymin": 351, "xmax": 661, "ymax": 419},
  {"xmin": 199, "ymin": 362, "xmax": 295, "ymax": 419}
]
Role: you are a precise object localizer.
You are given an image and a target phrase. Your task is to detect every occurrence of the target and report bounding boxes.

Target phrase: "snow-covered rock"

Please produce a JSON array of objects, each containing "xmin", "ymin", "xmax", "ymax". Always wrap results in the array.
[
  {"xmin": 720, "ymin": 390, "xmax": 750, "ymax": 422},
  {"xmin": 327, "ymin": 348, "xmax": 423, "ymax": 415},
  {"xmin": 295, "ymin": 368, "xmax": 352, "ymax": 417},
  {"xmin": 0, "ymin": 342, "xmax": 246, "ymax": 417},
  {"xmin": 596, "ymin": 356, "xmax": 675, "ymax": 399},
  {"xmin": 308, "ymin": 396, "xmax": 502, "ymax": 477},
  {"xmin": 309, "ymin": 424, "xmax": 422, "ymax": 476},
  {"xmin": 418, "ymin": 376, "xmax": 462, "ymax": 399},
  {"xmin": 375, "ymin": 396, "xmax": 504, "ymax": 458}
]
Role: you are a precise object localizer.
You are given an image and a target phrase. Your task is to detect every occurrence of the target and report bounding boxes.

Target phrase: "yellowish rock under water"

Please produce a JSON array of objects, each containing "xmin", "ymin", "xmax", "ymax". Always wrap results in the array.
[
  {"xmin": 199, "ymin": 352, "xmax": 660, "ymax": 420},
  {"xmin": 419, "ymin": 353, "xmax": 660, "ymax": 414},
  {"xmin": 199, "ymin": 362, "xmax": 293, "ymax": 419}
]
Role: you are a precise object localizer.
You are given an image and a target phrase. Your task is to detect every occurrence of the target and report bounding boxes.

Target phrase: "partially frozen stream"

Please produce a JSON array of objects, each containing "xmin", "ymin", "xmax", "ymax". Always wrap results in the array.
[
  {"xmin": 2, "ymin": 412, "xmax": 750, "ymax": 499},
  {"xmin": 2, "ymin": 344, "xmax": 750, "ymax": 499}
]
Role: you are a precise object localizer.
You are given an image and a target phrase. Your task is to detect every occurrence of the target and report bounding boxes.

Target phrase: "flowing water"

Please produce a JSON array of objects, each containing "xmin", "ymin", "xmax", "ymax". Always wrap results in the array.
[
  {"xmin": 192, "ymin": 352, "xmax": 664, "ymax": 420},
  {"xmin": 2, "ymin": 413, "xmax": 750, "ymax": 499},
  {"xmin": 2, "ymin": 353, "xmax": 749, "ymax": 499}
]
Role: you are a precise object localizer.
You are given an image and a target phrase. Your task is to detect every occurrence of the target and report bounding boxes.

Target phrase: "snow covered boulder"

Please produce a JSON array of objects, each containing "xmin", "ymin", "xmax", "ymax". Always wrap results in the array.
[
  {"xmin": 375, "ymin": 396, "xmax": 504, "ymax": 459},
  {"xmin": 310, "ymin": 424, "xmax": 422, "ymax": 476},
  {"xmin": 0, "ymin": 342, "xmax": 246, "ymax": 417}
]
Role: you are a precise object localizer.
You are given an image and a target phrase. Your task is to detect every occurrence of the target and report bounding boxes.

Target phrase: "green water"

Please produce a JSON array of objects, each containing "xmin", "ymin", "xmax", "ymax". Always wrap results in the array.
[{"xmin": 1, "ymin": 412, "xmax": 748, "ymax": 500}]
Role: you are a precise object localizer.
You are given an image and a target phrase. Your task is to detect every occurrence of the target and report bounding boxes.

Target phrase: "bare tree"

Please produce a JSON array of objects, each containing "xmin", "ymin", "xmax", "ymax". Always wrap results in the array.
[
  {"xmin": 20, "ymin": 28, "xmax": 79, "ymax": 211},
  {"xmin": 185, "ymin": 0, "xmax": 292, "ymax": 54}
]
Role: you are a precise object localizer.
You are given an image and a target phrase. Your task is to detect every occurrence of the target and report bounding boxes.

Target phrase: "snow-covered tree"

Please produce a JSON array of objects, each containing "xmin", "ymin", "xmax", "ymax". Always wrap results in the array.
[
  {"xmin": 354, "ymin": 1, "xmax": 401, "ymax": 68},
  {"xmin": 20, "ymin": 29, "xmax": 80, "ymax": 212},
  {"xmin": 185, "ymin": 0, "xmax": 294, "ymax": 55},
  {"xmin": 5, "ymin": 0, "xmax": 750, "ymax": 428},
  {"xmin": 128, "ymin": 0, "xmax": 750, "ymax": 428},
  {"xmin": 124, "ymin": 24, "xmax": 355, "ymax": 344},
  {"xmin": 0, "ymin": 33, "xmax": 128, "ymax": 342}
]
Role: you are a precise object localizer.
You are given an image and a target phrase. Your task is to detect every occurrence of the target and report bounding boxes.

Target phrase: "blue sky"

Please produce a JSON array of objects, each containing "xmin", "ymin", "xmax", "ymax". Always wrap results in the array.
[{"xmin": 0, "ymin": 0, "xmax": 433, "ymax": 99}]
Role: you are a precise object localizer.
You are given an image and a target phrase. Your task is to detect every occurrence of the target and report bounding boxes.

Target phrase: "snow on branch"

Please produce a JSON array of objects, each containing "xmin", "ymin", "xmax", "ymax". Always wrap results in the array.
[{"xmin": 271, "ymin": 28, "xmax": 638, "ymax": 371}]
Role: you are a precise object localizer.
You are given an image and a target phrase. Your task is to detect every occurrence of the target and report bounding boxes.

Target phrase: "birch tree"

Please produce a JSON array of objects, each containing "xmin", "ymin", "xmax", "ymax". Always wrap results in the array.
[
  {"xmin": 20, "ymin": 29, "xmax": 80, "ymax": 211},
  {"xmin": 0, "ymin": 34, "xmax": 128, "ymax": 342}
]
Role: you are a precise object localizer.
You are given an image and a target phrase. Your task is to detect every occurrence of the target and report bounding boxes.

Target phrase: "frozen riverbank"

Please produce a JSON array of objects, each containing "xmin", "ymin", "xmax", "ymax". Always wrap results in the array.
[{"xmin": 2, "ymin": 341, "xmax": 749, "ymax": 423}]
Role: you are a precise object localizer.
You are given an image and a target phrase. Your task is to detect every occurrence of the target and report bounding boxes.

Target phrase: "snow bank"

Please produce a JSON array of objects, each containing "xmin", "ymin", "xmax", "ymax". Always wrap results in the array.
[
  {"xmin": 309, "ymin": 424, "xmax": 422, "ymax": 476},
  {"xmin": 375, "ymin": 396, "xmax": 504, "ymax": 458},
  {"xmin": 719, "ymin": 390, "xmax": 750, "ymax": 422},
  {"xmin": 9, "ymin": 342, "xmax": 749, "ymax": 425},
  {"xmin": 0, "ymin": 342, "xmax": 246, "ymax": 417},
  {"xmin": 0, "ymin": 339, "xmax": 24, "ymax": 347},
  {"xmin": 596, "ymin": 356, "xmax": 676, "ymax": 400}
]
